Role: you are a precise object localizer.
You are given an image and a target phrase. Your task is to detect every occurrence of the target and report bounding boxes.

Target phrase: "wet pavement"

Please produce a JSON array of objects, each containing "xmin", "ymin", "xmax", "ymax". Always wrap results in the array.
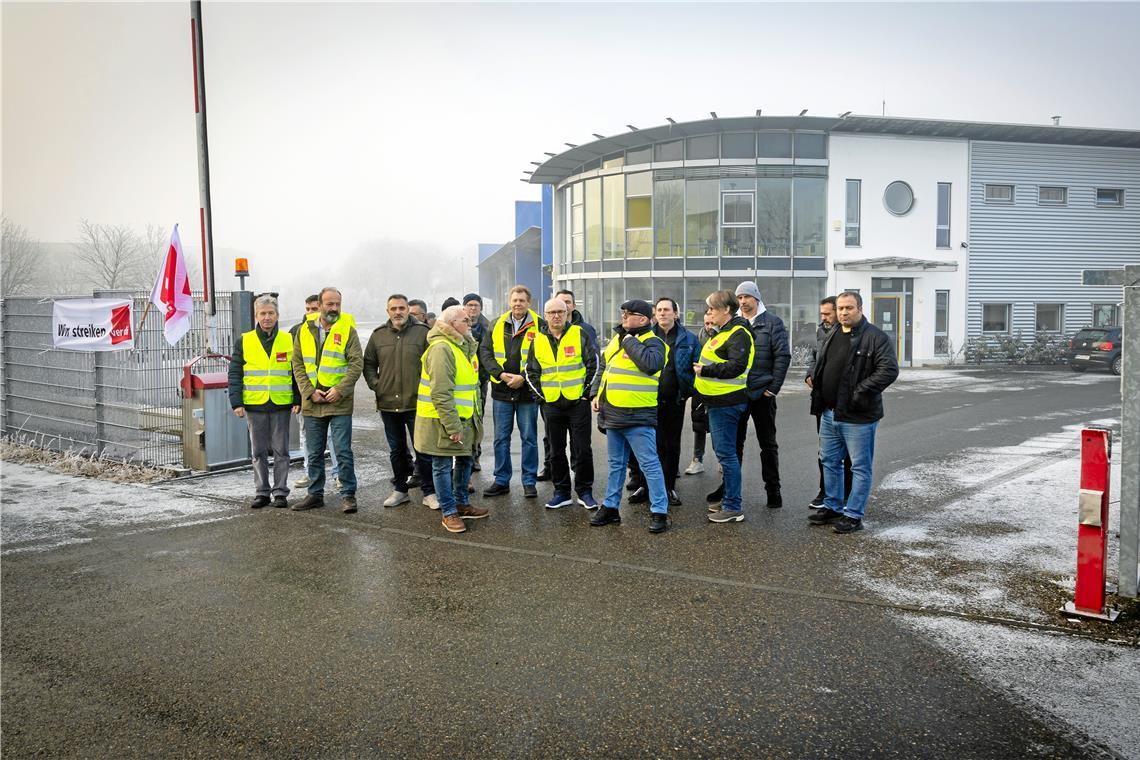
[{"xmin": 2, "ymin": 368, "xmax": 1131, "ymax": 758}]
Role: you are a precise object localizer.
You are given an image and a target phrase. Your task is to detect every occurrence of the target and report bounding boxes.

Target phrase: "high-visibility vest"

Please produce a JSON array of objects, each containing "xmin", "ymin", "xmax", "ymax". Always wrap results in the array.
[
  {"xmin": 306, "ymin": 311, "xmax": 355, "ymax": 328},
  {"xmin": 489, "ymin": 309, "xmax": 539, "ymax": 384},
  {"xmin": 297, "ymin": 315, "xmax": 355, "ymax": 389},
  {"xmin": 598, "ymin": 330, "xmax": 668, "ymax": 408},
  {"xmin": 693, "ymin": 323, "xmax": 754, "ymax": 397},
  {"xmin": 242, "ymin": 329, "xmax": 294, "ymax": 406},
  {"xmin": 531, "ymin": 325, "xmax": 586, "ymax": 402},
  {"xmin": 417, "ymin": 338, "xmax": 479, "ymax": 419}
]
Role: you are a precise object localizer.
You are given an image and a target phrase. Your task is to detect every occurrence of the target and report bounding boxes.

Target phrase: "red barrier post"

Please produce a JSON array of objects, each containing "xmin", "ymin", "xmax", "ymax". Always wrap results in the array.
[{"xmin": 1062, "ymin": 426, "xmax": 1120, "ymax": 621}]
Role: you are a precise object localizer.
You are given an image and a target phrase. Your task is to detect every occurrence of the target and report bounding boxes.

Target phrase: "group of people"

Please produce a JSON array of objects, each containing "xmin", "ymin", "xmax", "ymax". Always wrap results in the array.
[{"xmin": 227, "ymin": 280, "xmax": 899, "ymax": 536}]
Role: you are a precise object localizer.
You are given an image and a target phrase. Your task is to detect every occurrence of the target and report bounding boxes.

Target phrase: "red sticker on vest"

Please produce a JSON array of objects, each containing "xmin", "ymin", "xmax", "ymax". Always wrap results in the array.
[
  {"xmin": 621, "ymin": 352, "xmax": 629, "ymax": 361},
  {"xmin": 333, "ymin": 334, "xmax": 342, "ymax": 345},
  {"xmin": 564, "ymin": 345, "xmax": 576, "ymax": 356},
  {"xmin": 527, "ymin": 331, "xmax": 535, "ymax": 341},
  {"xmin": 710, "ymin": 338, "xmax": 720, "ymax": 347},
  {"xmin": 276, "ymin": 352, "xmax": 287, "ymax": 362}
]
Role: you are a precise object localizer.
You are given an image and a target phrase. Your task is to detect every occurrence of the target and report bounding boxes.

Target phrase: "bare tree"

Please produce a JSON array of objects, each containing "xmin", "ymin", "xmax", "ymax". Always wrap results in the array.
[
  {"xmin": 74, "ymin": 219, "xmax": 148, "ymax": 290},
  {"xmin": 1, "ymin": 217, "xmax": 45, "ymax": 295}
]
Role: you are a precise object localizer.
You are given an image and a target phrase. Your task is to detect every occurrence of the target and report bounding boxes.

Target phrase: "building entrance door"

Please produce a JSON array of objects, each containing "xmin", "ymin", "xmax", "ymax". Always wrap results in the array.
[
  {"xmin": 873, "ymin": 296, "xmax": 902, "ymax": 360},
  {"xmin": 871, "ymin": 276, "xmax": 913, "ymax": 366}
]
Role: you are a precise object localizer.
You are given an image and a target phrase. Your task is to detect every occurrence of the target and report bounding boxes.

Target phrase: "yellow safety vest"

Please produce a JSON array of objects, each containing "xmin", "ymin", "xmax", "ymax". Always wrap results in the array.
[
  {"xmin": 489, "ymin": 309, "xmax": 539, "ymax": 384},
  {"xmin": 242, "ymin": 329, "xmax": 294, "ymax": 406},
  {"xmin": 693, "ymin": 323, "xmax": 754, "ymax": 397},
  {"xmin": 417, "ymin": 338, "xmax": 479, "ymax": 419},
  {"xmin": 598, "ymin": 330, "xmax": 668, "ymax": 408},
  {"xmin": 306, "ymin": 311, "xmax": 356, "ymax": 328},
  {"xmin": 297, "ymin": 314, "xmax": 355, "ymax": 389},
  {"xmin": 532, "ymin": 325, "xmax": 587, "ymax": 402}
]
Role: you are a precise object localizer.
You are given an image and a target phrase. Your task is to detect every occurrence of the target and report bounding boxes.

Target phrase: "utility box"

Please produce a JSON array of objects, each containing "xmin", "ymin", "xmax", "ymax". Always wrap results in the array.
[{"xmin": 181, "ymin": 355, "xmax": 250, "ymax": 471}]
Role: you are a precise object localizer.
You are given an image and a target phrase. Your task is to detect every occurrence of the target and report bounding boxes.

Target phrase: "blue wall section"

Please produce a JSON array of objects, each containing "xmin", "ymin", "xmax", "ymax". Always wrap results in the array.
[
  {"xmin": 515, "ymin": 201, "xmax": 542, "ymax": 237},
  {"xmin": 478, "ymin": 243, "xmax": 502, "ymax": 264},
  {"xmin": 541, "ymin": 186, "xmax": 554, "ymax": 267}
]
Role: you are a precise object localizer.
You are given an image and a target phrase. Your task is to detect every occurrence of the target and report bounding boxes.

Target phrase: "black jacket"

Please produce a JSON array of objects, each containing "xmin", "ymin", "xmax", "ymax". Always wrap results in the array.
[
  {"xmin": 469, "ymin": 312, "xmax": 492, "ymax": 383},
  {"xmin": 592, "ymin": 323, "xmax": 666, "ymax": 429},
  {"xmin": 745, "ymin": 310, "xmax": 791, "ymax": 398},
  {"xmin": 478, "ymin": 311, "xmax": 545, "ymax": 403},
  {"xmin": 805, "ymin": 321, "xmax": 836, "ymax": 379},
  {"xmin": 525, "ymin": 322, "xmax": 599, "ymax": 411},
  {"xmin": 810, "ymin": 317, "xmax": 899, "ymax": 423},
  {"xmin": 227, "ymin": 325, "xmax": 300, "ymax": 411},
  {"xmin": 698, "ymin": 316, "xmax": 755, "ymax": 408},
  {"xmin": 569, "ymin": 310, "xmax": 599, "ymax": 349}
]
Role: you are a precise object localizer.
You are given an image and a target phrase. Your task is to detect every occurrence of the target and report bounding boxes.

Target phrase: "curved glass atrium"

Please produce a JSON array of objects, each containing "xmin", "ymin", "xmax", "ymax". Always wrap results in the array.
[{"xmin": 553, "ymin": 128, "xmax": 829, "ymax": 345}]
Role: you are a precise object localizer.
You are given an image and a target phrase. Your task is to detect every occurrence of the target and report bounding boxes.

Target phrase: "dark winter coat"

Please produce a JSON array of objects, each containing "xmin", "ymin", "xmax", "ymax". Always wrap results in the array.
[
  {"xmin": 591, "ymin": 323, "xmax": 666, "ymax": 430},
  {"xmin": 569, "ymin": 310, "xmax": 599, "ymax": 349},
  {"xmin": 805, "ymin": 320, "xmax": 837, "ymax": 379},
  {"xmin": 698, "ymin": 315, "xmax": 755, "ymax": 408},
  {"xmin": 478, "ymin": 311, "xmax": 545, "ymax": 403},
  {"xmin": 362, "ymin": 318, "xmax": 430, "ymax": 413},
  {"xmin": 745, "ymin": 310, "xmax": 791, "ymax": 398},
  {"xmin": 653, "ymin": 322, "xmax": 700, "ymax": 404},
  {"xmin": 524, "ymin": 322, "xmax": 599, "ymax": 411},
  {"xmin": 810, "ymin": 316, "xmax": 900, "ymax": 424},
  {"xmin": 469, "ymin": 312, "xmax": 492, "ymax": 384},
  {"xmin": 227, "ymin": 325, "xmax": 300, "ymax": 411}
]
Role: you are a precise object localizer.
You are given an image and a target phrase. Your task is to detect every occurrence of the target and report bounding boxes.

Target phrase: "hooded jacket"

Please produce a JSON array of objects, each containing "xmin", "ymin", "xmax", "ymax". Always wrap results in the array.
[
  {"xmin": 809, "ymin": 316, "xmax": 899, "ymax": 424},
  {"xmin": 362, "ymin": 317, "xmax": 430, "ymax": 412},
  {"xmin": 413, "ymin": 322, "xmax": 483, "ymax": 456}
]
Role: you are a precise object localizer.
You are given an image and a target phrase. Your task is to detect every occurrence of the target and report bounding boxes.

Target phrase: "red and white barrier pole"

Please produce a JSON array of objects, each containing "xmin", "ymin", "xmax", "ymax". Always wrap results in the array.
[{"xmin": 1062, "ymin": 426, "xmax": 1120, "ymax": 621}]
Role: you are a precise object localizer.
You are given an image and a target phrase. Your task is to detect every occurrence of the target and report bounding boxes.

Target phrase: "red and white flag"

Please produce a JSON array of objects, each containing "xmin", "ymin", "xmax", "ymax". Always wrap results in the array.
[{"xmin": 149, "ymin": 224, "xmax": 194, "ymax": 345}]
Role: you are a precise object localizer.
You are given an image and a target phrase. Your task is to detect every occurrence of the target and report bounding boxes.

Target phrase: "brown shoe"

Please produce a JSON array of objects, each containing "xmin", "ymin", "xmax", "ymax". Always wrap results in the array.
[
  {"xmin": 441, "ymin": 514, "xmax": 466, "ymax": 533},
  {"xmin": 456, "ymin": 504, "xmax": 489, "ymax": 520},
  {"xmin": 291, "ymin": 494, "xmax": 324, "ymax": 511},
  {"xmin": 342, "ymin": 496, "xmax": 358, "ymax": 514}
]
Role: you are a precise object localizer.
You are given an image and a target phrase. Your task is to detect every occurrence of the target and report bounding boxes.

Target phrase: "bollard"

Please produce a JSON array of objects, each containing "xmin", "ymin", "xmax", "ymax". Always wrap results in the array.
[{"xmin": 1062, "ymin": 426, "xmax": 1120, "ymax": 621}]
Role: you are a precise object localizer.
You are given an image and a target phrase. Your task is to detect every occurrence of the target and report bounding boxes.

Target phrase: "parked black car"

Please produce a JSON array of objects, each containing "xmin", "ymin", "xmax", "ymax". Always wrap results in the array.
[{"xmin": 1068, "ymin": 326, "xmax": 1123, "ymax": 375}]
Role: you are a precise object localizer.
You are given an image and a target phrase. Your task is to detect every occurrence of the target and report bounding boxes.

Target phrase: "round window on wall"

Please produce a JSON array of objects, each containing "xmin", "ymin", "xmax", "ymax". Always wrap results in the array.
[{"xmin": 884, "ymin": 181, "xmax": 915, "ymax": 216}]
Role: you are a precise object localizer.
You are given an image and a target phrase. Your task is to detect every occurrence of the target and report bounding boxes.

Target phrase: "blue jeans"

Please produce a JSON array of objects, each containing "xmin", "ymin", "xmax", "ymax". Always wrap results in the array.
[
  {"xmin": 379, "ymin": 410, "xmax": 434, "ymax": 495},
  {"xmin": 302, "ymin": 414, "xmax": 356, "ymax": 496},
  {"xmin": 708, "ymin": 403, "xmax": 746, "ymax": 512},
  {"xmin": 492, "ymin": 399, "xmax": 539, "ymax": 487},
  {"xmin": 431, "ymin": 455, "xmax": 473, "ymax": 517},
  {"xmin": 604, "ymin": 426, "xmax": 668, "ymax": 515},
  {"xmin": 819, "ymin": 409, "xmax": 878, "ymax": 520}
]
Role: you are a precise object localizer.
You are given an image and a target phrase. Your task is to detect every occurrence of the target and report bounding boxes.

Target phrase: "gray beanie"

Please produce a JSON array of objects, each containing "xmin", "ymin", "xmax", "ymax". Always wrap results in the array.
[{"xmin": 735, "ymin": 281, "xmax": 762, "ymax": 301}]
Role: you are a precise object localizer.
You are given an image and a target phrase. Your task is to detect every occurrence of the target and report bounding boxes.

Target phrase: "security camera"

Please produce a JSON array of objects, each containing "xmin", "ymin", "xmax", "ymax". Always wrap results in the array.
[{"xmin": 960, "ymin": 242, "xmax": 969, "ymax": 249}]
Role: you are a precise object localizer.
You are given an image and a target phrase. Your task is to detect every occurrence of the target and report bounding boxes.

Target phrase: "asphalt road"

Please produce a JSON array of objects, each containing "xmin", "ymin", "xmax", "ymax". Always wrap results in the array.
[{"xmin": 1, "ymin": 367, "xmax": 1127, "ymax": 758}]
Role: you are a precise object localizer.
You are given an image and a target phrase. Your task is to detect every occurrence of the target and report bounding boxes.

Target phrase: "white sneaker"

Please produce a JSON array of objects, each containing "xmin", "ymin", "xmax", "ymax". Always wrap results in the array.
[
  {"xmin": 423, "ymin": 494, "xmax": 440, "ymax": 510},
  {"xmin": 684, "ymin": 458, "xmax": 705, "ymax": 475},
  {"xmin": 383, "ymin": 491, "xmax": 411, "ymax": 508},
  {"xmin": 294, "ymin": 475, "xmax": 311, "ymax": 488}
]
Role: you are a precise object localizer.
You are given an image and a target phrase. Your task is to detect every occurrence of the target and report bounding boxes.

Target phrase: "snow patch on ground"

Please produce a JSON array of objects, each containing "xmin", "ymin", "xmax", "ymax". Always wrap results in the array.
[
  {"xmin": 900, "ymin": 615, "xmax": 1140, "ymax": 760},
  {"xmin": 866, "ymin": 419, "xmax": 1122, "ymax": 620}
]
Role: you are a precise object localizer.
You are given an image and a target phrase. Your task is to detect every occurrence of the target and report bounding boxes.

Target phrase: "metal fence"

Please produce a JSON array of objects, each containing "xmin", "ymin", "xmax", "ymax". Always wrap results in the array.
[{"xmin": 1, "ymin": 291, "xmax": 238, "ymax": 467}]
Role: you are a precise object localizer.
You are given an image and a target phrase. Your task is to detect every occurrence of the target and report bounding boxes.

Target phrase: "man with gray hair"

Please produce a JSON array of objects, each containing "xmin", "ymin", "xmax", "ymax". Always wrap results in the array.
[{"xmin": 228, "ymin": 294, "xmax": 300, "ymax": 508}]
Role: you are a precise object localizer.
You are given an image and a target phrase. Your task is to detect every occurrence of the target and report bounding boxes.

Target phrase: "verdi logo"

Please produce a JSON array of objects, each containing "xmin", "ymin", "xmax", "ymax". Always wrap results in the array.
[{"xmin": 110, "ymin": 305, "xmax": 132, "ymax": 345}]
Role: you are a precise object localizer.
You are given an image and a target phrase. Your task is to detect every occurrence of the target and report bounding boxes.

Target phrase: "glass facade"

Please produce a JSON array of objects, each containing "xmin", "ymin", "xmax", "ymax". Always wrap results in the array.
[{"xmin": 553, "ymin": 129, "xmax": 830, "ymax": 345}]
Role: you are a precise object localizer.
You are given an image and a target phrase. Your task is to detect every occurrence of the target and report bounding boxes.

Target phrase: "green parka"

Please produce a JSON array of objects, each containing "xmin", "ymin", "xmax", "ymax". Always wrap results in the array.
[{"xmin": 413, "ymin": 321, "xmax": 483, "ymax": 457}]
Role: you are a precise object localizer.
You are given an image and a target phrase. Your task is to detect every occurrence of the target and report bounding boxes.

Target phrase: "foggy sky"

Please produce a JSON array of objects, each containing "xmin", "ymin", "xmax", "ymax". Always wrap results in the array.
[{"xmin": 4, "ymin": 1, "xmax": 1139, "ymax": 310}]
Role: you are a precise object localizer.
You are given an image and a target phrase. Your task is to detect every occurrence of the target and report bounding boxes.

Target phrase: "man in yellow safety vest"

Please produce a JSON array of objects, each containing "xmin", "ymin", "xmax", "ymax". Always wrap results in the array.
[
  {"xmin": 228, "ymin": 294, "xmax": 300, "ymax": 509},
  {"xmin": 525, "ymin": 297, "xmax": 599, "ymax": 510},
  {"xmin": 291, "ymin": 287, "xmax": 363, "ymax": 514},
  {"xmin": 477, "ymin": 284, "xmax": 543, "ymax": 499}
]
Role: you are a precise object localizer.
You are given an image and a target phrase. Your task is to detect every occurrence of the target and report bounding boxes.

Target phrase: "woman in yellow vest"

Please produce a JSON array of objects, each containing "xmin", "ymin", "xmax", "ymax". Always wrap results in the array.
[
  {"xmin": 414, "ymin": 305, "xmax": 489, "ymax": 534},
  {"xmin": 228, "ymin": 294, "xmax": 299, "ymax": 509},
  {"xmin": 693, "ymin": 289, "xmax": 755, "ymax": 523}
]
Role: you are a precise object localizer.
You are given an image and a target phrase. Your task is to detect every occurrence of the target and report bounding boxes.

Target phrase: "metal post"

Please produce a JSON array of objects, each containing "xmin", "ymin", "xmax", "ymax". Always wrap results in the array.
[
  {"xmin": 190, "ymin": 2, "xmax": 218, "ymax": 348},
  {"xmin": 1120, "ymin": 264, "xmax": 1140, "ymax": 598}
]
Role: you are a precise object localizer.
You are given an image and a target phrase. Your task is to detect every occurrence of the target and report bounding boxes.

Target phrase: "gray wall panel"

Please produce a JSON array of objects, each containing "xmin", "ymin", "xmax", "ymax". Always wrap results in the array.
[{"xmin": 968, "ymin": 141, "xmax": 1140, "ymax": 336}]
